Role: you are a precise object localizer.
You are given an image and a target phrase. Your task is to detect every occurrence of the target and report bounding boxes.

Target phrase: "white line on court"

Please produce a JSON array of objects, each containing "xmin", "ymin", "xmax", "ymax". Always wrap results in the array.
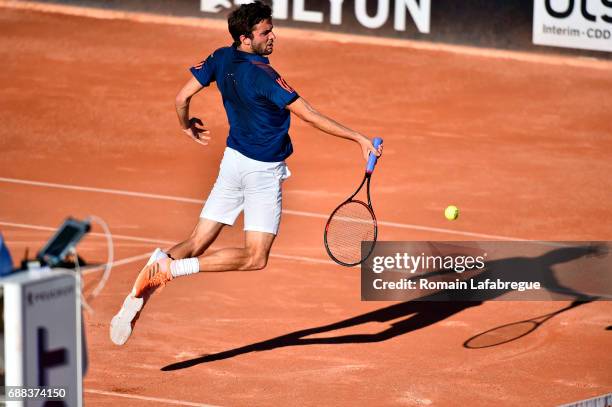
[
  {"xmin": 84, "ymin": 389, "xmax": 220, "ymax": 407},
  {"xmin": 0, "ymin": 220, "xmax": 176, "ymax": 245},
  {"xmin": 0, "ymin": 177, "xmax": 202, "ymax": 204},
  {"xmin": 284, "ymin": 208, "xmax": 528, "ymax": 241},
  {"xmin": 81, "ymin": 252, "xmax": 152, "ymax": 275},
  {"xmin": 0, "ymin": 221, "xmax": 334, "ymax": 265},
  {"xmin": 272, "ymin": 253, "xmax": 335, "ymax": 265},
  {"xmin": 81, "ymin": 250, "xmax": 332, "ymax": 274},
  {"xmin": 0, "ymin": 176, "xmax": 523, "ymax": 241}
]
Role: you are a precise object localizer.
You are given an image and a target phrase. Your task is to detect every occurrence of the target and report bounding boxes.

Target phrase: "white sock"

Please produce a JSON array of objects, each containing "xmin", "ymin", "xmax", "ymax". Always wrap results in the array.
[{"xmin": 170, "ymin": 258, "xmax": 200, "ymax": 278}]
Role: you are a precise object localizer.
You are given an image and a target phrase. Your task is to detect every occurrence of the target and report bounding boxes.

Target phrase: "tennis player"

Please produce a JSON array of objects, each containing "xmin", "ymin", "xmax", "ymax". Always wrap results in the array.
[{"xmin": 111, "ymin": 1, "xmax": 382, "ymax": 345}]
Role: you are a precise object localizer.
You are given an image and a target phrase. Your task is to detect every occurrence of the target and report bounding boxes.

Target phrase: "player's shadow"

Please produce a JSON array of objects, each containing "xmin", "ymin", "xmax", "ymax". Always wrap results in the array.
[
  {"xmin": 161, "ymin": 245, "xmax": 602, "ymax": 371},
  {"xmin": 161, "ymin": 300, "xmax": 480, "ymax": 371}
]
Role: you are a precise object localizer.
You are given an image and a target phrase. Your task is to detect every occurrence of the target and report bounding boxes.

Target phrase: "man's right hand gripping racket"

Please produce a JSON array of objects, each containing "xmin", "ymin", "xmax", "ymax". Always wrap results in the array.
[{"xmin": 324, "ymin": 137, "xmax": 383, "ymax": 266}]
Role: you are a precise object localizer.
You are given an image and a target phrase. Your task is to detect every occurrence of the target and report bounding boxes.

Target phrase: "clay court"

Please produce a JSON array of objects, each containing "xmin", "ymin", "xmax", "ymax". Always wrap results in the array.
[{"xmin": 1, "ymin": 2, "xmax": 611, "ymax": 406}]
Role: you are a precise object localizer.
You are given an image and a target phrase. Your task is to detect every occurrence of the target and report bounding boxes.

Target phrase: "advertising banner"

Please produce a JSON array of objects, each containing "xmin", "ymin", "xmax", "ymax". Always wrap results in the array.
[
  {"xmin": 29, "ymin": 0, "xmax": 612, "ymax": 57},
  {"xmin": 533, "ymin": 0, "xmax": 612, "ymax": 52}
]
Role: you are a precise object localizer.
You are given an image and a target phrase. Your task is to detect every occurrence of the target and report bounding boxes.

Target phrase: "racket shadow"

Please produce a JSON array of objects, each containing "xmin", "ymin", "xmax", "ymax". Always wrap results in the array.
[{"xmin": 463, "ymin": 299, "xmax": 594, "ymax": 349}]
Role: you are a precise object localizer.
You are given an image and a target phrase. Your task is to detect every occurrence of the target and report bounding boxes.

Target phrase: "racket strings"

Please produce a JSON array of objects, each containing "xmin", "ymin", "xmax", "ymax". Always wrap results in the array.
[{"xmin": 326, "ymin": 201, "xmax": 376, "ymax": 264}]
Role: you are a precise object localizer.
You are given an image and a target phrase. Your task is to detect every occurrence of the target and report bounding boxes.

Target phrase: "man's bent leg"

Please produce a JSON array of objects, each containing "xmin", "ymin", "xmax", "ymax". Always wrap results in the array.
[
  {"xmin": 111, "ymin": 219, "xmax": 224, "ymax": 346},
  {"xmin": 166, "ymin": 218, "xmax": 225, "ymax": 260},
  {"xmin": 196, "ymin": 231, "xmax": 276, "ymax": 272},
  {"xmin": 112, "ymin": 229, "xmax": 275, "ymax": 345}
]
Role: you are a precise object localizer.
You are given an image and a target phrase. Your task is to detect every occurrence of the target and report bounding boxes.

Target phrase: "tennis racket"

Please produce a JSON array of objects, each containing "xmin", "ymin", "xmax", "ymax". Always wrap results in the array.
[{"xmin": 324, "ymin": 137, "xmax": 383, "ymax": 267}]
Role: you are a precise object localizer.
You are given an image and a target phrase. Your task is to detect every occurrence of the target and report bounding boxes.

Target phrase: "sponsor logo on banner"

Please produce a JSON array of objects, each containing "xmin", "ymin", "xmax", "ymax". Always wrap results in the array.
[
  {"xmin": 533, "ymin": 0, "xmax": 612, "ymax": 52},
  {"xmin": 201, "ymin": 0, "xmax": 430, "ymax": 33}
]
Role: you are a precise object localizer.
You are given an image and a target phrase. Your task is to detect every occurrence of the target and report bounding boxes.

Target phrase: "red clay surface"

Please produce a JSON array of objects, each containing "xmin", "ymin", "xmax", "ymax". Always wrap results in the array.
[{"xmin": 1, "ymin": 7, "xmax": 611, "ymax": 407}]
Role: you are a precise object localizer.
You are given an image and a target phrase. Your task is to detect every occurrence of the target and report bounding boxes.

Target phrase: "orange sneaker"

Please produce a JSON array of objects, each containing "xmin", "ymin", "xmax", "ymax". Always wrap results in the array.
[
  {"xmin": 131, "ymin": 257, "xmax": 173, "ymax": 298},
  {"xmin": 110, "ymin": 249, "xmax": 169, "ymax": 346}
]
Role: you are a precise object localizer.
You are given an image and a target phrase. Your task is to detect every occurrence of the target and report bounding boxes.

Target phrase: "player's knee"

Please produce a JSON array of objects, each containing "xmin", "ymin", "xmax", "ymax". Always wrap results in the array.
[{"xmin": 244, "ymin": 253, "xmax": 268, "ymax": 271}]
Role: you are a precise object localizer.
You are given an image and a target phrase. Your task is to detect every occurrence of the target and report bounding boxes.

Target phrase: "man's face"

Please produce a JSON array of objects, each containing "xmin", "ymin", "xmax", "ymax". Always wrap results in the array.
[{"xmin": 248, "ymin": 19, "xmax": 276, "ymax": 56}]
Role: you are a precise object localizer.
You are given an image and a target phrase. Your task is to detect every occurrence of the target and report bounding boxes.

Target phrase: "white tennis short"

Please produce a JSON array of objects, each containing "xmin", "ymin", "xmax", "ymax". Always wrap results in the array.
[{"xmin": 200, "ymin": 147, "xmax": 291, "ymax": 235}]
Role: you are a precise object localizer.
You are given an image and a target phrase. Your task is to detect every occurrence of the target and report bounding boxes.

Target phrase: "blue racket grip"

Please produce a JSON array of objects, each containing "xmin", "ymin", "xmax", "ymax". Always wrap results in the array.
[{"xmin": 366, "ymin": 137, "xmax": 383, "ymax": 174}]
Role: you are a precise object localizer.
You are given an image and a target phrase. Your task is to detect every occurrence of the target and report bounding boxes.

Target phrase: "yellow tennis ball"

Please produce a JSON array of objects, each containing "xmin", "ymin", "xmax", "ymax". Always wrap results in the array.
[{"xmin": 445, "ymin": 205, "xmax": 459, "ymax": 220}]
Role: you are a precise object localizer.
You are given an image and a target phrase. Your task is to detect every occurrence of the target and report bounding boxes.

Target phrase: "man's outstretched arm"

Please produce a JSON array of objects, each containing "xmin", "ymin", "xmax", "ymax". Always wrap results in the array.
[
  {"xmin": 287, "ymin": 97, "xmax": 382, "ymax": 161},
  {"xmin": 175, "ymin": 76, "xmax": 211, "ymax": 145}
]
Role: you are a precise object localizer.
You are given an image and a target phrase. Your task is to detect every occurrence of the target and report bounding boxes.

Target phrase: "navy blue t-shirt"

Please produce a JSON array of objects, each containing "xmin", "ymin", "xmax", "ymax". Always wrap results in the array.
[{"xmin": 190, "ymin": 46, "xmax": 299, "ymax": 162}]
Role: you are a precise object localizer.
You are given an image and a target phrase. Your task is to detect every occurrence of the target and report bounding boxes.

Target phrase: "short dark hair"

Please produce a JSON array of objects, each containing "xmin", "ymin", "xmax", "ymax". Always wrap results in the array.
[{"xmin": 228, "ymin": 1, "xmax": 272, "ymax": 47}]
